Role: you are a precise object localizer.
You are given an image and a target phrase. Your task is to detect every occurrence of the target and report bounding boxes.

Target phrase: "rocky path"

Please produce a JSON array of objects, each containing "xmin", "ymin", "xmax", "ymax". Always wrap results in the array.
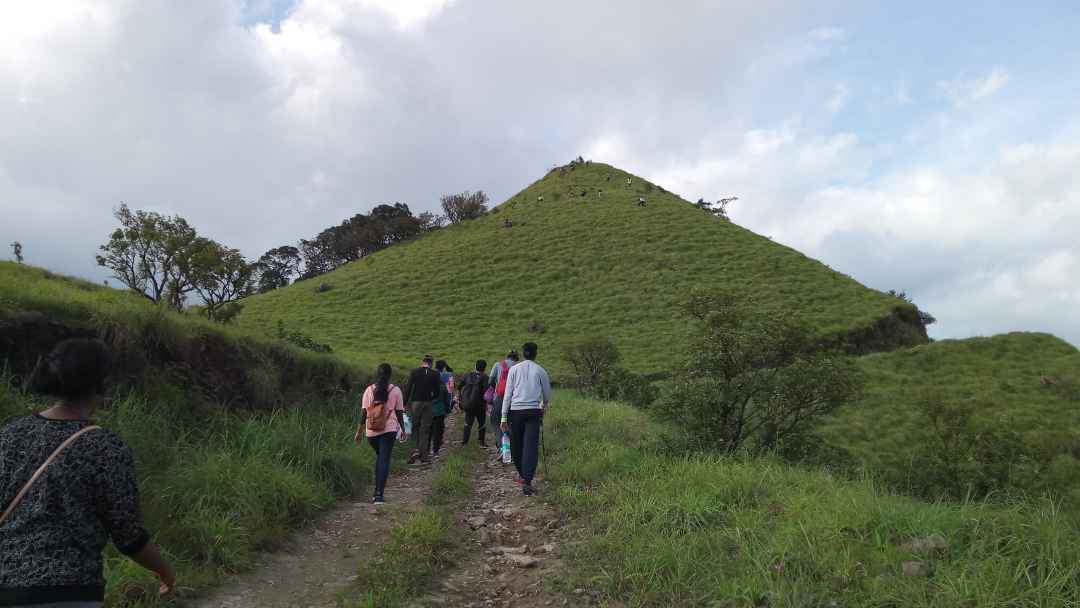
[
  {"xmin": 417, "ymin": 442, "xmax": 591, "ymax": 608},
  {"xmin": 185, "ymin": 428, "xmax": 449, "ymax": 608}
]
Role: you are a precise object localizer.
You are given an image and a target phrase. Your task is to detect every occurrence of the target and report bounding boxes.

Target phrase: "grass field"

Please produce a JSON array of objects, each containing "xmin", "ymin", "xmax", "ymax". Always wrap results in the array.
[
  {"xmin": 235, "ymin": 162, "xmax": 924, "ymax": 377},
  {"xmin": 816, "ymin": 332, "xmax": 1080, "ymax": 504},
  {"xmin": 544, "ymin": 394, "xmax": 1080, "ymax": 607}
]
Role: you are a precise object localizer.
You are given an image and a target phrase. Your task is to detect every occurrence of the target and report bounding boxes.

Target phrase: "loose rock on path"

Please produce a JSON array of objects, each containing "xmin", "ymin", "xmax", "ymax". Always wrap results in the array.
[{"xmin": 416, "ymin": 442, "xmax": 590, "ymax": 608}]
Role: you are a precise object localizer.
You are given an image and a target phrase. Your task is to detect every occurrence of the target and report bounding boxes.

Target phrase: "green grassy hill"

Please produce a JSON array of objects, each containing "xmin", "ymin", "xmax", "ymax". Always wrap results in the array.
[
  {"xmin": 237, "ymin": 162, "xmax": 926, "ymax": 376},
  {"xmin": 817, "ymin": 332, "xmax": 1080, "ymax": 502}
]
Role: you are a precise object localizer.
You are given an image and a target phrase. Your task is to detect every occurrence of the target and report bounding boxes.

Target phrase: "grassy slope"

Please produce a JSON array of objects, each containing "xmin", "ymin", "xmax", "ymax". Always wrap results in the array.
[
  {"xmin": 546, "ymin": 394, "xmax": 1080, "ymax": 607},
  {"xmin": 0, "ymin": 262, "xmax": 373, "ymax": 606},
  {"xmin": 236, "ymin": 162, "xmax": 918, "ymax": 376},
  {"xmin": 818, "ymin": 332, "xmax": 1080, "ymax": 493}
]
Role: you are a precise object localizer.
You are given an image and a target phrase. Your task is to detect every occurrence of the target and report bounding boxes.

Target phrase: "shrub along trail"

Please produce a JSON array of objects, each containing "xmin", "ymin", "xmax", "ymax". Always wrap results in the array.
[
  {"xmin": 417, "ymin": 440, "xmax": 586, "ymax": 608},
  {"xmin": 188, "ymin": 416, "xmax": 454, "ymax": 608}
]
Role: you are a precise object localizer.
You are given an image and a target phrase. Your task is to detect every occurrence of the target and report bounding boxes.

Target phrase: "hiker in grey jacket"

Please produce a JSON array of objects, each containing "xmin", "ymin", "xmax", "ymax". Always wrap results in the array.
[{"xmin": 499, "ymin": 342, "xmax": 551, "ymax": 496}]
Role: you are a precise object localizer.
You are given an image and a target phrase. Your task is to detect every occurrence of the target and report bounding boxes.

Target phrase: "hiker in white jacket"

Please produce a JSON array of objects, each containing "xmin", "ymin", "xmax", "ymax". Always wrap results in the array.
[{"xmin": 499, "ymin": 342, "xmax": 551, "ymax": 496}]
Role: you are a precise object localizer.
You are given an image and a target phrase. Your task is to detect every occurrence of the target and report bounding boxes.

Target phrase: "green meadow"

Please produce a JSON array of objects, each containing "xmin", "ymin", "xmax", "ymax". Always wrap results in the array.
[
  {"xmin": 544, "ymin": 394, "xmax": 1080, "ymax": 607},
  {"xmin": 235, "ymin": 162, "xmax": 924, "ymax": 377}
]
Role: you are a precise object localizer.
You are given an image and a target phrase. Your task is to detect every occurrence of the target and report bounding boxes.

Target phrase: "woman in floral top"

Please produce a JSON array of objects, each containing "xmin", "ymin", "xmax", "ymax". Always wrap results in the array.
[{"xmin": 0, "ymin": 339, "xmax": 175, "ymax": 607}]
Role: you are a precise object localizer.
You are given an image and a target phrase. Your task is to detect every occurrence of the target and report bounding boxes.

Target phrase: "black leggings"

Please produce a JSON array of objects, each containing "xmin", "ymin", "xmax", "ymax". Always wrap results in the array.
[
  {"xmin": 429, "ymin": 415, "xmax": 446, "ymax": 454},
  {"xmin": 367, "ymin": 431, "xmax": 396, "ymax": 497},
  {"xmin": 462, "ymin": 408, "xmax": 486, "ymax": 444},
  {"xmin": 509, "ymin": 409, "xmax": 542, "ymax": 485}
]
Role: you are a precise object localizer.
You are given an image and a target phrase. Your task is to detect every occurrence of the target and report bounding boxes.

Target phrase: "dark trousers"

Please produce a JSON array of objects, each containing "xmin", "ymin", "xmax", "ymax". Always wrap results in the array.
[
  {"xmin": 429, "ymin": 415, "xmax": 446, "ymax": 454},
  {"xmin": 489, "ymin": 396, "xmax": 503, "ymax": 433},
  {"xmin": 410, "ymin": 400, "xmax": 434, "ymax": 461},
  {"xmin": 462, "ymin": 408, "xmax": 486, "ymax": 445},
  {"xmin": 510, "ymin": 409, "xmax": 542, "ymax": 485},
  {"xmin": 367, "ymin": 431, "xmax": 396, "ymax": 497}
]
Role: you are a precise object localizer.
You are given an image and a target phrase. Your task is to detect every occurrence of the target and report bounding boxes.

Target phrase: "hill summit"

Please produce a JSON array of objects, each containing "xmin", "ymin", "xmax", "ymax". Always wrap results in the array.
[{"xmin": 236, "ymin": 161, "xmax": 927, "ymax": 375}]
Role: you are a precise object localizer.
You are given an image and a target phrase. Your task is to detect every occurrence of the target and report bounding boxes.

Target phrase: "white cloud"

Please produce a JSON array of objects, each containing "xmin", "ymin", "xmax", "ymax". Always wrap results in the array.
[
  {"xmin": 938, "ymin": 68, "xmax": 1010, "ymax": 106},
  {"xmin": 895, "ymin": 81, "xmax": 912, "ymax": 105},
  {"xmin": 826, "ymin": 83, "xmax": 850, "ymax": 112}
]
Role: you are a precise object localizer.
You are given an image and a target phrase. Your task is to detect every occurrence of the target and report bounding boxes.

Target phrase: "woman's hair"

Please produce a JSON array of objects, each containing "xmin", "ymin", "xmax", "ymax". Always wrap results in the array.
[
  {"xmin": 374, "ymin": 363, "xmax": 392, "ymax": 402},
  {"xmin": 475, "ymin": 359, "xmax": 487, "ymax": 372},
  {"xmin": 435, "ymin": 359, "xmax": 447, "ymax": 372},
  {"xmin": 29, "ymin": 338, "xmax": 114, "ymax": 401}
]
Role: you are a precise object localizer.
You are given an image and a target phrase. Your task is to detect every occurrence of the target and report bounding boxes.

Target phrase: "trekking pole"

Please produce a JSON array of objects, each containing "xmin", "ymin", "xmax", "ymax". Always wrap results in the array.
[{"xmin": 540, "ymin": 418, "xmax": 550, "ymax": 480}]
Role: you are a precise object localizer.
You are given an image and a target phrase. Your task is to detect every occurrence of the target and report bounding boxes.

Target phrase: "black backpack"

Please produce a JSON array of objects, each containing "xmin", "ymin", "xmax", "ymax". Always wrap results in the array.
[{"xmin": 460, "ymin": 371, "xmax": 485, "ymax": 410}]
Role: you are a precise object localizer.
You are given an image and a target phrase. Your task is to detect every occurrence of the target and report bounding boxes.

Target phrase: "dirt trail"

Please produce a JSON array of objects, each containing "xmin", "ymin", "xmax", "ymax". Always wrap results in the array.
[
  {"xmin": 417, "ymin": 442, "xmax": 592, "ymax": 608},
  {"xmin": 185, "ymin": 425, "xmax": 450, "ymax": 608}
]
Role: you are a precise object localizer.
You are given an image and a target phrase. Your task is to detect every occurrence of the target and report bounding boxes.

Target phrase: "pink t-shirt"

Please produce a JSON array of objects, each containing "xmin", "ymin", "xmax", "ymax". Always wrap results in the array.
[{"xmin": 362, "ymin": 384, "xmax": 405, "ymax": 437}]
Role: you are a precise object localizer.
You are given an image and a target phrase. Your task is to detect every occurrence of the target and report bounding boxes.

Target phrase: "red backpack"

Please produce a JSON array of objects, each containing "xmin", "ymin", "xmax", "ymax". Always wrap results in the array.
[{"xmin": 496, "ymin": 362, "xmax": 513, "ymax": 397}]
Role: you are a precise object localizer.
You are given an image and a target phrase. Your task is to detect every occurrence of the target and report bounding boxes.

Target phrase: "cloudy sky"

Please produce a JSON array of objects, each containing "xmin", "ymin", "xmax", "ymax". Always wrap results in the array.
[{"xmin": 2, "ymin": 1, "xmax": 1078, "ymax": 345}]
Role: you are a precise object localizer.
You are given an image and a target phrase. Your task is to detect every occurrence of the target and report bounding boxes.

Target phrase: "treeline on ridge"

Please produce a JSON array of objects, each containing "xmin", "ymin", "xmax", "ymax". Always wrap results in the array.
[{"xmin": 94, "ymin": 191, "xmax": 491, "ymax": 324}]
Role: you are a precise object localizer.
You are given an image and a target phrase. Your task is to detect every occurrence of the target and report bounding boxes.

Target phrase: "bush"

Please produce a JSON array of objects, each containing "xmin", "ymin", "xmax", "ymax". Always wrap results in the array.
[
  {"xmin": 276, "ymin": 319, "xmax": 333, "ymax": 353},
  {"xmin": 592, "ymin": 367, "xmax": 659, "ymax": 406},
  {"xmin": 563, "ymin": 336, "xmax": 620, "ymax": 390},
  {"xmin": 653, "ymin": 291, "xmax": 862, "ymax": 454}
]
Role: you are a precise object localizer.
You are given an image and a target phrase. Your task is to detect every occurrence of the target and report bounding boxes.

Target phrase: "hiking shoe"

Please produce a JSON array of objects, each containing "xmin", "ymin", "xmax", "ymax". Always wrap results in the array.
[
  {"xmin": 406, "ymin": 452, "xmax": 419, "ymax": 465},
  {"xmin": 522, "ymin": 484, "xmax": 534, "ymax": 497},
  {"xmin": 372, "ymin": 495, "xmax": 385, "ymax": 505}
]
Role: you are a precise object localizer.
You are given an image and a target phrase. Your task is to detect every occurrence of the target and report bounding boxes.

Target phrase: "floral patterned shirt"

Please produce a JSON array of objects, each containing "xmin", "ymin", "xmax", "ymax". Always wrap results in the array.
[{"xmin": 0, "ymin": 415, "xmax": 149, "ymax": 605}]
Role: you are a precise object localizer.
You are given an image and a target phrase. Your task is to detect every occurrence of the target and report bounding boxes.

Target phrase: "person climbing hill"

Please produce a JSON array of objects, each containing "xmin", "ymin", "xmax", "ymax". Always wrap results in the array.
[
  {"xmin": 488, "ymin": 350, "xmax": 519, "ymax": 457},
  {"xmin": 431, "ymin": 360, "xmax": 455, "ymax": 458},
  {"xmin": 459, "ymin": 360, "xmax": 488, "ymax": 447},
  {"xmin": 403, "ymin": 354, "xmax": 442, "ymax": 465},
  {"xmin": 500, "ymin": 342, "xmax": 551, "ymax": 497},
  {"xmin": 355, "ymin": 363, "xmax": 408, "ymax": 505}
]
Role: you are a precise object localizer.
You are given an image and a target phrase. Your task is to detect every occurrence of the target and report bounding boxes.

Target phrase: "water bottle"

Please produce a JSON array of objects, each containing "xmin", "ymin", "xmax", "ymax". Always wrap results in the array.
[{"xmin": 501, "ymin": 432, "xmax": 512, "ymax": 464}]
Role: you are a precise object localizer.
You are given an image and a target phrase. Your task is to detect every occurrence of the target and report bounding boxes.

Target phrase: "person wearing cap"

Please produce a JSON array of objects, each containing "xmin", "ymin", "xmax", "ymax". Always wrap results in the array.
[
  {"xmin": 402, "ymin": 354, "xmax": 442, "ymax": 465},
  {"xmin": 499, "ymin": 342, "xmax": 551, "ymax": 496},
  {"xmin": 487, "ymin": 349, "xmax": 519, "ymax": 453}
]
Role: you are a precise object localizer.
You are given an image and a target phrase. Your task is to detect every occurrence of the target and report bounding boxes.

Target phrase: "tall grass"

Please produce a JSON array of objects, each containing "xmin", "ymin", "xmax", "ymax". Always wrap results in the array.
[
  {"xmin": 545, "ymin": 394, "xmax": 1080, "ymax": 607},
  {"xmin": 0, "ymin": 371, "xmax": 371, "ymax": 606}
]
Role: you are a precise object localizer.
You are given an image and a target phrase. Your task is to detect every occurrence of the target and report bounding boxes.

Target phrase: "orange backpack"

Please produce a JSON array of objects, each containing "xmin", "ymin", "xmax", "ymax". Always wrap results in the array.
[{"xmin": 366, "ymin": 385, "xmax": 392, "ymax": 432}]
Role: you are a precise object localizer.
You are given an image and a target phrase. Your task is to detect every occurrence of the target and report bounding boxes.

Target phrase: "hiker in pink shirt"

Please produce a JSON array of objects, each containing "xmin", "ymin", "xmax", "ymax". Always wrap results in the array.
[{"xmin": 355, "ymin": 363, "xmax": 408, "ymax": 505}]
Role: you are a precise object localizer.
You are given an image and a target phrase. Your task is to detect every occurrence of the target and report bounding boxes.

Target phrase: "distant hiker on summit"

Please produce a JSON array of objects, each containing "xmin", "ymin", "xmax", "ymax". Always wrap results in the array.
[
  {"xmin": 459, "ymin": 359, "xmax": 488, "ymax": 447},
  {"xmin": 355, "ymin": 363, "xmax": 407, "ymax": 504},
  {"xmin": 500, "ymin": 342, "xmax": 551, "ymax": 496},
  {"xmin": 403, "ymin": 354, "xmax": 442, "ymax": 465},
  {"xmin": 488, "ymin": 350, "xmax": 519, "ymax": 455}
]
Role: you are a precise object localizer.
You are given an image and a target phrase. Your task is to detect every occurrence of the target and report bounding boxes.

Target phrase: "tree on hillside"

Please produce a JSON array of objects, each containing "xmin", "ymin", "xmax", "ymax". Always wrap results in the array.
[
  {"xmin": 888, "ymin": 289, "xmax": 937, "ymax": 327},
  {"xmin": 10, "ymin": 241, "xmax": 23, "ymax": 263},
  {"xmin": 96, "ymin": 204, "xmax": 199, "ymax": 308},
  {"xmin": 564, "ymin": 336, "xmax": 621, "ymax": 390},
  {"xmin": 370, "ymin": 203, "xmax": 424, "ymax": 244},
  {"xmin": 298, "ymin": 228, "xmax": 348, "ymax": 279},
  {"xmin": 653, "ymin": 291, "xmax": 862, "ymax": 455},
  {"xmin": 417, "ymin": 211, "xmax": 445, "ymax": 232},
  {"xmin": 440, "ymin": 190, "xmax": 489, "ymax": 224},
  {"xmin": 186, "ymin": 238, "xmax": 255, "ymax": 321},
  {"xmin": 254, "ymin": 245, "xmax": 303, "ymax": 292}
]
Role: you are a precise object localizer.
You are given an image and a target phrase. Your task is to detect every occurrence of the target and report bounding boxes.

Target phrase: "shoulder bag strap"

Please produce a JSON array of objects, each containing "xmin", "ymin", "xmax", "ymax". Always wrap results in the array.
[{"xmin": 0, "ymin": 425, "xmax": 102, "ymax": 527}]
